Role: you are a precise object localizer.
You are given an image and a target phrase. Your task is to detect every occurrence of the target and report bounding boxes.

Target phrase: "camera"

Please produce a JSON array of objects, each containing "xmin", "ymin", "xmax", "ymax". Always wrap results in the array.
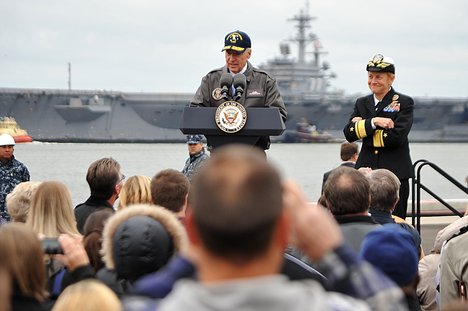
[{"xmin": 41, "ymin": 238, "xmax": 63, "ymax": 254}]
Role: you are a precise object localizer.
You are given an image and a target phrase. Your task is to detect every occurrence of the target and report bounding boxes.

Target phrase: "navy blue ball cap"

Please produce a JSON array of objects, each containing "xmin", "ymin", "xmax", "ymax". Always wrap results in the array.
[
  {"xmin": 186, "ymin": 135, "xmax": 203, "ymax": 144},
  {"xmin": 222, "ymin": 30, "xmax": 251, "ymax": 53},
  {"xmin": 359, "ymin": 224, "xmax": 418, "ymax": 286},
  {"xmin": 366, "ymin": 54, "xmax": 395, "ymax": 74}
]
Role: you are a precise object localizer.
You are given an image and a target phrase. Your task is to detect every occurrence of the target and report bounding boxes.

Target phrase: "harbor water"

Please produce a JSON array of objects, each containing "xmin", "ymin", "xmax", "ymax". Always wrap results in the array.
[
  {"xmin": 14, "ymin": 142, "xmax": 468, "ymax": 207},
  {"xmin": 11, "ymin": 141, "xmax": 468, "ymax": 252}
]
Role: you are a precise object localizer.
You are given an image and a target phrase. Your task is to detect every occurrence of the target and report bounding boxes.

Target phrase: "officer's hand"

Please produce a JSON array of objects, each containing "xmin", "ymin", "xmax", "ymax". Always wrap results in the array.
[{"xmin": 351, "ymin": 117, "xmax": 363, "ymax": 123}]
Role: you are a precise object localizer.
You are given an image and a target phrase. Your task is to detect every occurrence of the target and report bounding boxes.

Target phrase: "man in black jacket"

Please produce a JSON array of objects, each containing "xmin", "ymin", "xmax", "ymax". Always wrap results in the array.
[
  {"xmin": 322, "ymin": 142, "xmax": 359, "ymax": 193},
  {"xmin": 343, "ymin": 54, "xmax": 413, "ymax": 219},
  {"xmin": 74, "ymin": 157, "xmax": 123, "ymax": 233}
]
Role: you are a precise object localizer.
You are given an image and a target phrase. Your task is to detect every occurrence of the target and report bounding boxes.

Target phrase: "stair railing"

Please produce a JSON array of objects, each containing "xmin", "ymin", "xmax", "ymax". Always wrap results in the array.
[{"xmin": 411, "ymin": 159, "xmax": 468, "ymax": 233}]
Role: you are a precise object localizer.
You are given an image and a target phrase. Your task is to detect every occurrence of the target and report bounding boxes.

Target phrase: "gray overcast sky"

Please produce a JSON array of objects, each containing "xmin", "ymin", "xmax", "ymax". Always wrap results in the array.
[{"xmin": 1, "ymin": 0, "xmax": 467, "ymax": 97}]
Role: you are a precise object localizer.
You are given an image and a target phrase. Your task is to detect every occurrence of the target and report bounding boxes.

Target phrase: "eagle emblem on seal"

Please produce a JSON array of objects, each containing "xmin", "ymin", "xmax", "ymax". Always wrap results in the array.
[{"xmin": 215, "ymin": 101, "xmax": 247, "ymax": 133}]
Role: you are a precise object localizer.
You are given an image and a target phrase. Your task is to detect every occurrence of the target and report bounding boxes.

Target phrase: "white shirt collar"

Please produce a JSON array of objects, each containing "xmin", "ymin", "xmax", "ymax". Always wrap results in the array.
[
  {"xmin": 373, "ymin": 95, "xmax": 380, "ymax": 106},
  {"xmin": 373, "ymin": 87, "xmax": 392, "ymax": 105}
]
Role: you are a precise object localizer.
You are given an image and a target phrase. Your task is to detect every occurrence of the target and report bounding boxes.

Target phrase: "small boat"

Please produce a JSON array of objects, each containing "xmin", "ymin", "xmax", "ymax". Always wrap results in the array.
[
  {"xmin": 282, "ymin": 118, "xmax": 334, "ymax": 143},
  {"xmin": 0, "ymin": 117, "xmax": 33, "ymax": 143}
]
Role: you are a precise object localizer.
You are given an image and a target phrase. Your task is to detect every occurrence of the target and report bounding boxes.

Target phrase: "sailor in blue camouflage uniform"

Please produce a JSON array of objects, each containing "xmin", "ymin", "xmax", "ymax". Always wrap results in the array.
[
  {"xmin": 343, "ymin": 54, "xmax": 413, "ymax": 219},
  {"xmin": 182, "ymin": 135, "xmax": 210, "ymax": 182},
  {"xmin": 0, "ymin": 133, "xmax": 30, "ymax": 224}
]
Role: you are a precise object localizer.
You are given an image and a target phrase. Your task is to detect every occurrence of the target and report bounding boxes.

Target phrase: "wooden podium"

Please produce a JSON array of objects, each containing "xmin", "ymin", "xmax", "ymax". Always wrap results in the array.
[{"xmin": 179, "ymin": 107, "xmax": 285, "ymax": 149}]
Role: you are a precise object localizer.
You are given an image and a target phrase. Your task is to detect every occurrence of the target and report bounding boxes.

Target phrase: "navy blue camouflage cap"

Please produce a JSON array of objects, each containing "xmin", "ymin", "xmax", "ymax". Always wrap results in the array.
[
  {"xmin": 186, "ymin": 135, "xmax": 203, "ymax": 144},
  {"xmin": 222, "ymin": 30, "xmax": 251, "ymax": 53}
]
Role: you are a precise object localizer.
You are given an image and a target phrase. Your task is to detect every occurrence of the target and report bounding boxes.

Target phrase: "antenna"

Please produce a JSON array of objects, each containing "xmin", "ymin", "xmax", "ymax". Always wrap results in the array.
[
  {"xmin": 68, "ymin": 62, "xmax": 71, "ymax": 90},
  {"xmin": 288, "ymin": 1, "xmax": 315, "ymax": 64},
  {"xmin": 280, "ymin": 43, "xmax": 291, "ymax": 57}
]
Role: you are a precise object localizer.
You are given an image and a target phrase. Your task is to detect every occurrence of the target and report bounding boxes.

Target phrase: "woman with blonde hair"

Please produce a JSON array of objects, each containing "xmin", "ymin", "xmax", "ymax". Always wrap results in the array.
[
  {"xmin": 6, "ymin": 181, "xmax": 42, "ymax": 223},
  {"xmin": 0, "ymin": 223, "xmax": 48, "ymax": 309},
  {"xmin": 27, "ymin": 181, "xmax": 80, "ymax": 237},
  {"xmin": 26, "ymin": 181, "xmax": 81, "ymax": 302},
  {"xmin": 52, "ymin": 280, "xmax": 121, "ymax": 311},
  {"xmin": 117, "ymin": 175, "xmax": 152, "ymax": 210}
]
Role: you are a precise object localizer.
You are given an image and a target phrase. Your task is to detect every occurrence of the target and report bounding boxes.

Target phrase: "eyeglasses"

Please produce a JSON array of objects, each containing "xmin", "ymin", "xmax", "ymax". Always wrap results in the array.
[{"xmin": 119, "ymin": 174, "xmax": 126, "ymax": 183}]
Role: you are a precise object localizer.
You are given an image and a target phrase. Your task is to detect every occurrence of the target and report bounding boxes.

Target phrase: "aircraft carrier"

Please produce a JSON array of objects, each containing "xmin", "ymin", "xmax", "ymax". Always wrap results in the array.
[{"xmin": 0, "ymin": 7, "xmax": 467, "ymax": 143}]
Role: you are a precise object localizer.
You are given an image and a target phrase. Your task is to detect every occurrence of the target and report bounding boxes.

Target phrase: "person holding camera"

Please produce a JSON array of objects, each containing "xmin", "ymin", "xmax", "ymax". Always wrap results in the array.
[
  {"xmin": 25, "ymin": 181, "xmax": 82, "ymax": 301},
  {"xmin": 40, "ymin": 232, "xmax": 95, "ymax": 305}
]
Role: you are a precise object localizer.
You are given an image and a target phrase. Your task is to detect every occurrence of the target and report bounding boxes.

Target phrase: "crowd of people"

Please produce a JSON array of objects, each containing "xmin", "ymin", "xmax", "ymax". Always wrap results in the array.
[{"xmin": 1, "ymin": 29, "xmax": 468, "ymax": 311}]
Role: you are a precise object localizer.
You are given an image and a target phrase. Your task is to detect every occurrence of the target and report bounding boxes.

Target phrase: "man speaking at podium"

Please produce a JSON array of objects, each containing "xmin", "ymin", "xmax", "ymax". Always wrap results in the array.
[{"xmin": 191, "ymin": 30, "xmax": 287, "ymax": 150}]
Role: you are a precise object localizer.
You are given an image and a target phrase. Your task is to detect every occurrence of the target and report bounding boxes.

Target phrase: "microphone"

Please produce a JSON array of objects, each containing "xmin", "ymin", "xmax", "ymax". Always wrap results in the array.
[
  {"xmin": 233, "ymin": 74, "xmax": 246, "ymax": 101},
  {"xmin": 219, "ymin": 73, "xmax": 233, "ymax": 100}
]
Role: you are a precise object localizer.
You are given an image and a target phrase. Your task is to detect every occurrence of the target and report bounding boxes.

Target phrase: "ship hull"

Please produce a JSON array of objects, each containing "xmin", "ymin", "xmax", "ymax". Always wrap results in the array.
[
  {"xmin": 0, "ymin": 88, "xmax": 467, "ymax": 143},
  {"xmin": 0, "ymin": 88, "xmax": 189, "ymax": 142},
  {"xmin": 13, "ymin": 135, "xmax": 33, "ymax": 143}
]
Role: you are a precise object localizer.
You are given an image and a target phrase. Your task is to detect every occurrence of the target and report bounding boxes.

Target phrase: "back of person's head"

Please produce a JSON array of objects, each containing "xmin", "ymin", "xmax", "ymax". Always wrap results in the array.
[
  {"xmin": 86, "ymin": 157, "xmax": 121, "ymax": 200},
  {"xmin": 340, "ymin": 142, "xmax": 359, "ymax": 161},
  {"xmin": 323, "ymin": 166, "xmax": 370, "ymax": 215},
  {"xmin": 83, "ymin": 209, "xmax": 114, "ymax": 273},
  {"xmin": 52, "ymin": 279, "xmax": 121, "ymax": 311},
  {"xmin": 151, "ymin": 169, "xmax": 190, "ymax": 213},
  {"xmin": 189, "ymin": 145, "xmax": 283, "ymax": 264},
  {"xmin": 6, "ymin": 181, "xmax": 42, "ymax": 223},
  {"xmin": 101, "ymin": 204, "xmax": 187, "ymax": 283},
  {"xmin": 0, "ymin": 223, "xmax": 47, "ymax": 302},
  {"xmin": 366, "ymin": 169, "xmax": 401, "ymax": 212},
  {"xmin": 27, "ymin": 181, "xmax": 79, "ymax": 237},
  {"xmin": 360, "ymin": 224, "xmax": 418, "ymax": 286},
  {"xmin": 317, "ymin": 195, "xmax": 328, "ymax": 209},
  {"xmin": 118, "ymin": 175, "xmax": 152, "ymax": 210}
]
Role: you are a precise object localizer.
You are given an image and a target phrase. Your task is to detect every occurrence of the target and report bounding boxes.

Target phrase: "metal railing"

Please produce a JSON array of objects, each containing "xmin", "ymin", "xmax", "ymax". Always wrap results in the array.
[{"xmin": 411, "ymin": 159, "xmax": 468, "ymax": 233}]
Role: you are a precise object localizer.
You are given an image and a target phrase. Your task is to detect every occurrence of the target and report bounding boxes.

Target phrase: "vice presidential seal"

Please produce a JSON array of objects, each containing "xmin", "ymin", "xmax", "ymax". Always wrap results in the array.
[{"xmin": 215, "ymin": 101, "xmax": 247, "ymax": 133}]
